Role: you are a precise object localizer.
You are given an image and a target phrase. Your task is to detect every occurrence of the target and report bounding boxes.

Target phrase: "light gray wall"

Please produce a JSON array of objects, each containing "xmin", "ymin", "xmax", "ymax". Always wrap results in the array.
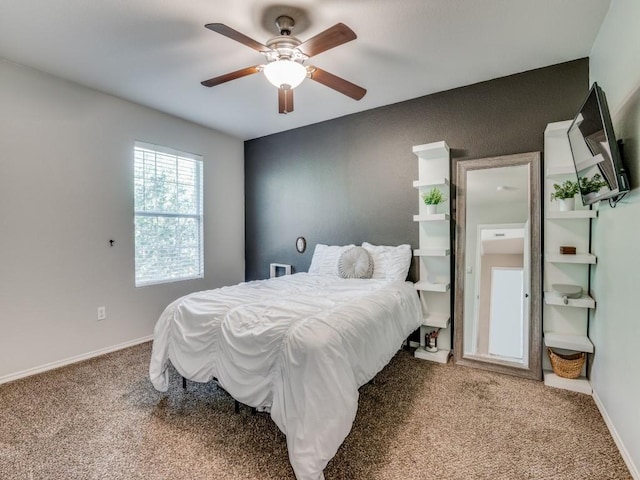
[
  {"xmin": 589, "ymin": 0, "xmax": 640, "ymax": 476},
  {"xmin": 0, "ymin": 59, "xmax": 245, "ymax": 381}
]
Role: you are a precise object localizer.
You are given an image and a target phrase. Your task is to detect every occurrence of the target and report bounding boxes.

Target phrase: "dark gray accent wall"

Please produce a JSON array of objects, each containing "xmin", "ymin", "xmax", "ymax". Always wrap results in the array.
[{"xmin": 244, "ymin": 59, "xmax": 589, "ymax": 280}]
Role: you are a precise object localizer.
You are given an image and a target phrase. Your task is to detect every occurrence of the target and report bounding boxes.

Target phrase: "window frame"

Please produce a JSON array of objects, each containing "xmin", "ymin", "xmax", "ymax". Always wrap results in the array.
[{"xmin": 133, "ymin": 141, "xmax": 204, "ymax": 287}]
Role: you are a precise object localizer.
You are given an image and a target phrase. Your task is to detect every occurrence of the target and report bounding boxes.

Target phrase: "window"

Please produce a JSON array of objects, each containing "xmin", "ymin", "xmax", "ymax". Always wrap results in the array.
[{"xmin": 134, "ymin": 141, "xmax": 203, "ymax": 286}]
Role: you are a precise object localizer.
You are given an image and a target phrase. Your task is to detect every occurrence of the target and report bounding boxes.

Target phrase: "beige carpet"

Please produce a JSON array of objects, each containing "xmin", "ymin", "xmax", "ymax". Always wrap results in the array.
[{"xmin": 0, "ymin": 343, "xmax": 630, "ymax": 479}]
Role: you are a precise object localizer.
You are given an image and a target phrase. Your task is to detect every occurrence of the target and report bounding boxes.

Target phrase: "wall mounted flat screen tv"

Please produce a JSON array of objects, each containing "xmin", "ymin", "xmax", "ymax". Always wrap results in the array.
[{"xmin": 567, "ymin": 82, "xmax": 629, "ymax": 205}]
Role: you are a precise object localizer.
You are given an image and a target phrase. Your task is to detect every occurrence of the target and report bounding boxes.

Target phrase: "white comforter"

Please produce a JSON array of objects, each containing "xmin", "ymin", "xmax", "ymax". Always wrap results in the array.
[{"xmin": 149, "ymin": 273, "xmax": 422, "ymax": 480}]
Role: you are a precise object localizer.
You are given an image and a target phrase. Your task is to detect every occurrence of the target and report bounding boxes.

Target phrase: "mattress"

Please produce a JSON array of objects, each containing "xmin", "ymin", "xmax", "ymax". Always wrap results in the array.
[{"xmin": 149, "ymin": 273, "xmax": 422, "ymax": 480}]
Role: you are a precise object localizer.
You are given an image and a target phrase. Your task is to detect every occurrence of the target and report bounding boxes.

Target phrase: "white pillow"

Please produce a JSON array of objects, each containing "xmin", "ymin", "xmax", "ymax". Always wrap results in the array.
[
  {"xmin": 308, "ymin": 244, "xmax": 355, "ymax": 275},
  {"xmin": 361, "ymin": 242, "xmax": 412, "ymax": 282},
  {"xmin": 338, "ymin": 246, "xmax": 374, "ymax": 279}
]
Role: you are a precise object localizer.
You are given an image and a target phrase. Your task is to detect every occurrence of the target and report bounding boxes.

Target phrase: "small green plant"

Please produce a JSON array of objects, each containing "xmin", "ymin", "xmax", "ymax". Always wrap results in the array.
[
  {"xmin": 422, "ymin": 187, "xmax": 445, "ymax": 205},
  {"xmin": 579, "ymin": 174, "xmax": 608, "ymax": 195},
  {"xmin": 550, "ymin": 180, "xmax": 579, "ymax": 201}
]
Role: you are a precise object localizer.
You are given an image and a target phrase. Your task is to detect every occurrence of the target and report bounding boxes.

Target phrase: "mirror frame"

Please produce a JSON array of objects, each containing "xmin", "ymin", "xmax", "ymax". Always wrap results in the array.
[{"xmin": 453, "ymin": 152, "xmax": 542, "ymax": 380}]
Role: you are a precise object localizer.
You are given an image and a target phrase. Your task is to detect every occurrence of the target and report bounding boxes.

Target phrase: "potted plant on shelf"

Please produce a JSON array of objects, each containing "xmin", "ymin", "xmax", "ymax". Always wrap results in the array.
[
  {"xmin": 422, "ymin": 187, "xmax": 445, "ymax": 215},
  {"xmin": 550, "ymin": 180, "xmax": 579, "ymax": 211},
  {"xmin": 579, "ymin": 174, "xmax": 608, "ymax": 202}
]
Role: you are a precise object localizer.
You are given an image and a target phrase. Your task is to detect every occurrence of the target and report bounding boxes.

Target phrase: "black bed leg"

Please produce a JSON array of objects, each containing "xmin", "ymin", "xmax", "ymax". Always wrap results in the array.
[
  {"xmin": 251, "ymin": 407, "xmax": 257, "ymax": 415},
  {"xmin": 234, "ymin": 400, "xmax": 240, "ymax": 414},
  {"xmin": 182, "ymin": 376, "xmax": 187, "ymax": 390}
]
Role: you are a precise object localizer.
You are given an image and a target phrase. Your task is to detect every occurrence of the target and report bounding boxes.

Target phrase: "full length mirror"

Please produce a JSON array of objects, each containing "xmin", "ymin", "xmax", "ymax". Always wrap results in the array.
[{"xmin": 454, "ymin": 152, "xmax": 541, "ymax": 380}]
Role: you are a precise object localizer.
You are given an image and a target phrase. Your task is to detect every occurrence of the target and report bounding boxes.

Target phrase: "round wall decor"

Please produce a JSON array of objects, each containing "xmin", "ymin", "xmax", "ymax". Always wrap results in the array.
[{"xmin": 296, "ymin": 236, "xmax": 307, "ymax": 253}]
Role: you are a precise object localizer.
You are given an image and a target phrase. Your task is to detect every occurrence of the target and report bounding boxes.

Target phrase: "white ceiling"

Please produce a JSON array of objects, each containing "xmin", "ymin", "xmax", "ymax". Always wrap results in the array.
[
  {"xmin": 0, "ymin": 0, "xmax": 611, "ymax": 140},
  {"xmin": 467, "ymin": 164, "xmax": 529, "ymax": 206},
  {"xmin": 481, "ymin": 229, "xmax": 525, "ymax": 255}
]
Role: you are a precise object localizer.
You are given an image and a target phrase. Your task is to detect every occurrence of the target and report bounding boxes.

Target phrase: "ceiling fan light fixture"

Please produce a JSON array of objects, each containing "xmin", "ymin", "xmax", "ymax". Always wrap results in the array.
[{"xmin": 263, "ymin": 60, "xmax": 307, "ymax": 89}]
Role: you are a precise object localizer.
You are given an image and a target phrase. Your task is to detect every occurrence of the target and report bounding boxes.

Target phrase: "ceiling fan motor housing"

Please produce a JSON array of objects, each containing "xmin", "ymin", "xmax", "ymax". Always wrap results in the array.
[
  {"xmin": 266, "ymin": 15, "xmax": 308, "ymax": 64},
  {"xmin": 265, "ymin": 36, "xmax": 306, "ymax": 61}
]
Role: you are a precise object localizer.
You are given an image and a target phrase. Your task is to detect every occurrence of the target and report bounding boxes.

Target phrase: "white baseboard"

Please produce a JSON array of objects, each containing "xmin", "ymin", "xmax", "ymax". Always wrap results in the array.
[
  {"xmin": 0, "ymin": 335, "xmax": 154, "ymax": 386},
  {"xmin": 592, "ymin": 390, "xmax": 640, "ymax": 479}
]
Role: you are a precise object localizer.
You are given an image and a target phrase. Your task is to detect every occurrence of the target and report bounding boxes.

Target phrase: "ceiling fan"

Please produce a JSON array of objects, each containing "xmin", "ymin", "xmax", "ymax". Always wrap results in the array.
[{"xmin": 200, "ymin": 16, "xmax": 367, "ymax": 114}]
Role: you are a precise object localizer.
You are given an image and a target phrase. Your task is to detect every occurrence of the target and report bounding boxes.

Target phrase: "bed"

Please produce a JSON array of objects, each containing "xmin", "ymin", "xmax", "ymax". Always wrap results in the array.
[{"xmin": 149, "ymin": 244, "xmax": 423, "ymax": 480}]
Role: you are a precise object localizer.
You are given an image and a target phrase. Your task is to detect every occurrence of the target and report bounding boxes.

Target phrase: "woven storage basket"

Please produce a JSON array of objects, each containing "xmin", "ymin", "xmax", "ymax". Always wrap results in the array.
[{"xmin": 548, "ymin": 348, "xmax": 585, "ymax": 379}]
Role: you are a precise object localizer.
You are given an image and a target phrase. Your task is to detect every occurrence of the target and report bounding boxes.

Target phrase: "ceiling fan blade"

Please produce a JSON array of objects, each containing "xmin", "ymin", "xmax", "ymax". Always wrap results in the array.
[
  {"xmin": 308, "ymin": 67, "xmax": 366, "ymax": 100},
  {"xmin": 278, "ymin": 88, "xmax": 294, "ymax": 114},
  {"xmin": 205, "ymin": 23, "xmax": 272, "ymax": 53},
  {"xmin": 297, "ymin": 23, "xmax": 357, "ymax": 57},
  {"xmin": 201, "ymin": 65, "xmax": 261, "ymax": 87}
]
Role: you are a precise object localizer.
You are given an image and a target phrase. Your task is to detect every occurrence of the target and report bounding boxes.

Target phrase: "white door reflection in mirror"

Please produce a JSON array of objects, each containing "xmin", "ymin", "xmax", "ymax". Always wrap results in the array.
[{"xmin": 488, "ymin": 267, "xmax": 524, "ymax": 360}]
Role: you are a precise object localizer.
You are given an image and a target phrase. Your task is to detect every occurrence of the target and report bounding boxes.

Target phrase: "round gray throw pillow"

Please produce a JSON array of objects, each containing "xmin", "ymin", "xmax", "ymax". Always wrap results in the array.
[{"xmin": 338, "ymin": 246, "xmax": 374, "ymax": 279}]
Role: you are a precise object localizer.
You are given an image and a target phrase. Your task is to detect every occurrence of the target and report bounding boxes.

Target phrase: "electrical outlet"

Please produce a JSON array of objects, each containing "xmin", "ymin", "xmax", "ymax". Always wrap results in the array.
[{"xmin": 97, "ymin": 306, "xmax": 106, "ymax": 321}]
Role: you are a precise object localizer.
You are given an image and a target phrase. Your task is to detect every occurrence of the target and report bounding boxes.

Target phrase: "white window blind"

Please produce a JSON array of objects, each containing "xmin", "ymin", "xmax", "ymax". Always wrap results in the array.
[{"xmin": 134, "ymin": 141, "xmax": 204, "ymax": 286}]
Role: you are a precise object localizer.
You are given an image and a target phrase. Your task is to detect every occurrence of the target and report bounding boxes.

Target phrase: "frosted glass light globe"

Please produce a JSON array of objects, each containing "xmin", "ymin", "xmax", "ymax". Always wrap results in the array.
[{"xmin": 263, "ymin": 60, "xmax": 307, "ymax": 89}]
